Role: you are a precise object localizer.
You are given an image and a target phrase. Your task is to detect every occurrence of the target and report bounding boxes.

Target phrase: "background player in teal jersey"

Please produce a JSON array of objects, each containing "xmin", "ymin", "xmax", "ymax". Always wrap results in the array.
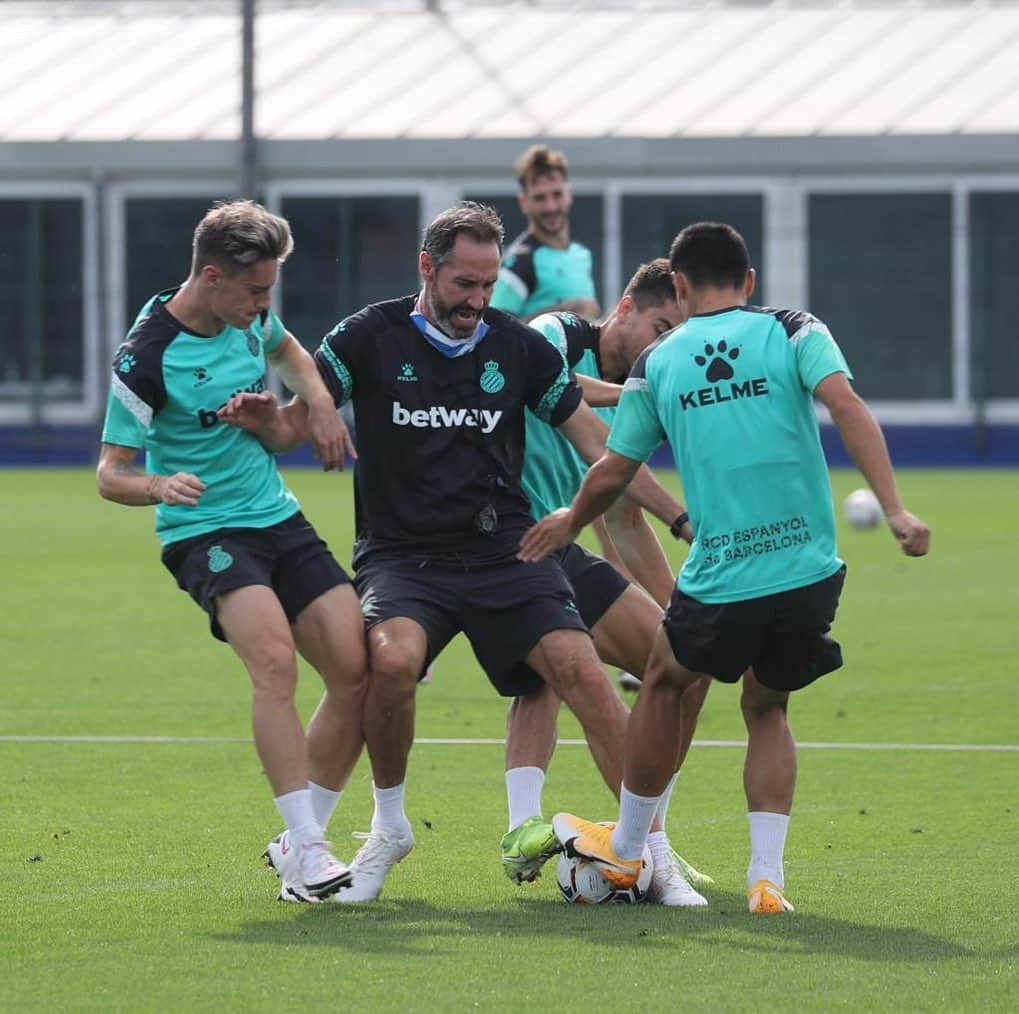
[
  {"xmin": 96, "ymin": 200, "xmax": 366, "ymax": 902},
  {"xmin": 490, "ymin": 145, "xmax": 600, "ymax": 323},
  {"xmin": 501, "ymin": 260, "xmax": 713, "ymax": 905},
  {"xmin": 522, "ymin": 221, "xmax": 930, "ymax": 915}
]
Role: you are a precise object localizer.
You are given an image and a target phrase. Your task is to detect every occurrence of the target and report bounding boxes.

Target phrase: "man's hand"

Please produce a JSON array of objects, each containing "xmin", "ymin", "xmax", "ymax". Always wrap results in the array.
[
  {"xmin": 149, "ymin": 472, "xmax": 206, "ymax": 507},
  {"xmin": 306, "ymin": 398, "xmax": 357, "ymax": 471},
  {"xmin": 518, "ymin": 508, "xmax": 579, "ymax": 562},
  {"xmin": 218, "ymin": 390, "xmax": 280, "ymax": 432},
  {"xmin": 886, "ymin": 508, "xmax": 930, "ymax": 557}
]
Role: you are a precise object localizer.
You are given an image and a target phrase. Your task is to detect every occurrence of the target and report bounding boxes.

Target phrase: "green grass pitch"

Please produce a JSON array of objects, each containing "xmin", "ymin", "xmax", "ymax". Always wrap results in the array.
[{"xmin": 1, "ymin": 467, "xmax": 1016, "ymax": 1011}]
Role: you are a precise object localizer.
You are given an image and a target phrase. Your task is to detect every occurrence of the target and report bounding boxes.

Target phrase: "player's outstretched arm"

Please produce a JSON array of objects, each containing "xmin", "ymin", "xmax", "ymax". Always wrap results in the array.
[
  {"xmin": 602, "ymin": 499, "xmax": 676, "ymax": 609},
  {"xmin": 519, "ymin": 451, "xmax": 640, "ymax": 562},
  {"xmin": 266, "ymin": 333, "xmax": 355, "ymax": 470},
  {"xmin": 96, "ymin": 442, "xmax": 206, "ymax": 507},
  {"xmin": 218, "ymin": 391, "xmax": 310, "ymax": 455},
  {"xmin": 578, "ymin": 375, "xmax": 623, "ymax": 408},
  {"xmin": 558, "ymin": 400, "xmax": 689, "ymax": 531},
  {"xmin": 815, "ymin": 373, "xmax": 930, "ymax": 557}
]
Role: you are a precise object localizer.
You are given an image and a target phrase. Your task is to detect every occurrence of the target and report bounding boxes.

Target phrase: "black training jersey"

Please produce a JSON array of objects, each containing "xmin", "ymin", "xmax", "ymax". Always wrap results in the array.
[{"xmin": 315, "ymin": 295, "xmax": 583, "ymax": 566}]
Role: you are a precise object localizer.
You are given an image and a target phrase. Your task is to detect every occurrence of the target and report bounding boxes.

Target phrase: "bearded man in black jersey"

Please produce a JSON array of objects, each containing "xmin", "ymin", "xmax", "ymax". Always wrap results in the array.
[{"xmin": 221, "ymin": 202, "xmax": 688, "ymax": 903}]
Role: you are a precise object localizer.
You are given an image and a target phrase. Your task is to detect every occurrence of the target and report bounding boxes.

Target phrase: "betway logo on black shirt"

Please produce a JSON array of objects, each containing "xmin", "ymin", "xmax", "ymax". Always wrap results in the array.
[{"xmin": 392, "ymin": 400, "xmax": 502, "ymax": 434}]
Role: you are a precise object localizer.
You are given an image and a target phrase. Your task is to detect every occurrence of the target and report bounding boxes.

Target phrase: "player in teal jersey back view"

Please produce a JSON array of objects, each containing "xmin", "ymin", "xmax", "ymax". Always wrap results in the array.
[
  {"xmin": 501, "ymin": 260, "xmax": 713, "ymax": 905},
  {"xmin": 522, "ymin": 222, "xmax": 930, "ymax": 914},
  {"xmin": 96, "ymin": 200, "xmax": 367, "ymax": 902}
]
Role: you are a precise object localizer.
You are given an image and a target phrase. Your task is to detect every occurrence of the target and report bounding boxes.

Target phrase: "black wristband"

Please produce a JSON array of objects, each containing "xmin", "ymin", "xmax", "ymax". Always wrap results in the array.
[{"xmin": 669, "ymin": 512, "xmax": 690, "ymax": 539}]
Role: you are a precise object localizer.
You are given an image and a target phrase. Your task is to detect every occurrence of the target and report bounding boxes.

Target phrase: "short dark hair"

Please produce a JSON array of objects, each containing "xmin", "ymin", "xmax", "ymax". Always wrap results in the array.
[
  {"xmin": 668, "ymin": 222, "xmax": 750, "ymax": 290},
  {"xmin": 192, "ymin": 200, "xmax": 293, "ymax": 276},
  {"xmin": 622, "ymin": 258, "xmax": 676, "ymax": 311},
  {"xmin": 421, "ymin": 201, "xmax": 504, "ymax": 267},
  {"xmin": 514, "ymin": 144, "xmax": 569, "ymax": 191}
]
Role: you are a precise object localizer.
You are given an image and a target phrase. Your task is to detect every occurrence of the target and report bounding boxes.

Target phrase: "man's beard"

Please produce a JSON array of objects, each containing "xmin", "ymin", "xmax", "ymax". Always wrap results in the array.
[{"xmin": 429, "ymin": 290, "xmax": 479, "ymax": 339}]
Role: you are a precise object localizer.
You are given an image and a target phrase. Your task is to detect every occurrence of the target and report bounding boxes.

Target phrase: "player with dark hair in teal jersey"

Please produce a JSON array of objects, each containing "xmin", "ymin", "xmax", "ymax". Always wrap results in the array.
[
  {"xmin": 522, "ymin": 221, "xmax": 931, "ymax": 915},
  {"xmin": 96, "ymin": 200, "xmax": 366, "ymax": 903},
  {"xmin": 490, "ymin": 145, "xmax": 600, "ymax": 323},
  {"xmin": 500, "ymin": 260, "xmax": 713, "ymax": 905}
]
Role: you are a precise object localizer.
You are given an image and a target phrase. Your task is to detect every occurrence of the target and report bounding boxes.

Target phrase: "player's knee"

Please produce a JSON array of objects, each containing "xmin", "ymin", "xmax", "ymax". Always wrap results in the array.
[
  {"xmin": 369, "ymin": 640, "xmax": 424, "ymax": 695},
  {"xmin": 321, "ymin": 661, "xmax": 368, "ymax": 705},
  {"xmin": 248, "ymin": 641, "xmax": 299, "ymax": 699}
]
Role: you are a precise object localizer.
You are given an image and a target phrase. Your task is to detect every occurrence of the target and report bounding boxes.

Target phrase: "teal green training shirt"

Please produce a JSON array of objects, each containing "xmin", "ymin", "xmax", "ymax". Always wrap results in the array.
[
  {"xmin": 101, "ymin": 288, "xmax": 300, "ymax": 546},
  {"xmin": 522, "ymin": 311, "xmax": 614, "ymax": 519},
  {"xmin": 608, "ymin": 305, "xmax": 851, "ymax": 602},
  {"xmin": 491, "ymin": 230, "xmax": 596, "ymax": 319}
]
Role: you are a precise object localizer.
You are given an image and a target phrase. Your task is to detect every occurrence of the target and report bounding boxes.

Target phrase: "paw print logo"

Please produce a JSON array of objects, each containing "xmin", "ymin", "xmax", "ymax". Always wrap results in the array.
[
  {"xmin": 117, "ymin": 353, "xmax": 137, "ymax": 374},
  {"xmin": 402, "ymin": 363, "xmax": 415, "ymax": 378},
  {"xmin": 694, "ymin": 340, "xmax": 740, "ymax": 383}
]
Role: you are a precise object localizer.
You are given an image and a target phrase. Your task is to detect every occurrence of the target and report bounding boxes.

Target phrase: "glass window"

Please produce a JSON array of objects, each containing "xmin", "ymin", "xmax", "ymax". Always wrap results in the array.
[
  {"xmin": 621, "ymin": 193, "xmax": 765, "ymax": 302},
  {"xmin": 0, "ymin": 197, "xmax": 84, "ymax": 404},
  {"xmin": 808, "ymin": 192, "xmax": 952, "ymax": 400},
  {"xmin": 280, "ymin": 196, "xmax": 421, "ymax": 347},
  {"xmin": 125, "ymin": 196, "xmax": 220, "ymax": 329},
  {"xmin": 465, "ymin": 192, "xmax": 605, "ymax": 304},
  {"xmin": 969, "ymin": 192, "xmax": 1019, "ymax": 401}
]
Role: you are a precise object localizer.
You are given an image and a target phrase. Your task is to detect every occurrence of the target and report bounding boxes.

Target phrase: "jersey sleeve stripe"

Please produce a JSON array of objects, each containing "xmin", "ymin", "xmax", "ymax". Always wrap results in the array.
[
  {"xmin": 622, "ymin": 376, "xmax": 649, "ymax": 393},
  {"xmin": 788, "ymin": 319, "xmax": 833, "ymax": 346},
  {"xmin": 318, "ymin": 341, "xmax": 354, "ymax": 403},
  {"xmin": 533, "ymin": 364, "xmax": 571, "ymax": 422},
  {"xmin": 110, "ymin": 372, "xmax": 153, "ymax": 428}
]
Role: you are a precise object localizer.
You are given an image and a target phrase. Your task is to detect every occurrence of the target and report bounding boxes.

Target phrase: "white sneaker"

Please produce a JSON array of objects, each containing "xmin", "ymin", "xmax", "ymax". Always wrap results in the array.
[
  {"xmin": 263, "ymin": 830, "xmax": 307, "ymax": 903},
  {"xmin": 333, "ymin": 826, "xmax": 414, "ymax": 903},
  {"xmin": 297, "ymin": 838, "xmax": 353, "ymax": 901},
  {"xmin": 648, "ymin": 848, "xmax": 709, "ymax": 907},
  {"xmin": 263, "ymin": 830, "xmax": 351, "ymax": 902}
]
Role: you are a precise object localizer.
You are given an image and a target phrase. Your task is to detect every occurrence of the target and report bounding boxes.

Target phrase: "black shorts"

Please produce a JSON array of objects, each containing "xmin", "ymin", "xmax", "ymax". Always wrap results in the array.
[
  {"xmin": 663, "ymin": 565, "xmax": 847, "ymax": 692},
  {"xmin": 555, "ymin": 542, "xmax": 631, "ymax": 630},
  {"xmin": 354, "ymin": 554, "xmax": 588, "ymax": 697},
  {"xmin": 161, "ymin": 512, "xmax": 352, "ymax": 642}
]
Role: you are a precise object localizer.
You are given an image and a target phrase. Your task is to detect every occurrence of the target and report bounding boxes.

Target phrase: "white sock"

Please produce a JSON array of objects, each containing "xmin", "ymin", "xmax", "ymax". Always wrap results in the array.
[
  {"xmin": 655, "ymin": 772, "xmax": 680, "ymax": 830},
  {"xmin": 611, "ymin": 784, "xmax": 662, "ymax": 861},
  {"xmin": 309, "ymin": 781, "xmax": 343, "ymax": 831},
  {"xmin": 371, "ymin": 782, "xmax": 411, "ymax": 834},
  {"xmin": 505, "ymin": 766, "xmax": 545, "ymax": 831},
  {"xmin": 274, "ymin": 788, "xmax": 321, "ymax": 845},
  {"xmin": 646, "ymin": 829, "xmax": 673, "ymax": 868},
  {"xmin": 747, "ymin": 811, "xmax": 790, "ymax": 888}
]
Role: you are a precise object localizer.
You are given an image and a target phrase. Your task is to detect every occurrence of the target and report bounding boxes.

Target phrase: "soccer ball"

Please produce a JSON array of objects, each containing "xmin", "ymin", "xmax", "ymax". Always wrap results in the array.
[
  {"xmin": 842, "ymin": 488, "xmax": 882, "ymax": 529},
  {"xmin": 556, "ymin": 844, "xmax": 653, "ymax": 904}
]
